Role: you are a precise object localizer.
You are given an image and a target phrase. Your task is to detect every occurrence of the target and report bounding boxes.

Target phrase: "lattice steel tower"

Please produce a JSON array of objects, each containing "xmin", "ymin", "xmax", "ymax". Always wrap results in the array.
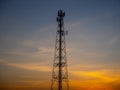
[{"xmin": 51, "ymin": 10, "xmax": 69, "ymax": 90}]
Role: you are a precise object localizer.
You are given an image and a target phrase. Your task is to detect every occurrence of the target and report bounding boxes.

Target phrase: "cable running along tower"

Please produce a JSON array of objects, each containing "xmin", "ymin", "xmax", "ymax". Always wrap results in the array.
[{"xmin": 51, "ymin": 10, "xmax": 69, "ymax": 90}]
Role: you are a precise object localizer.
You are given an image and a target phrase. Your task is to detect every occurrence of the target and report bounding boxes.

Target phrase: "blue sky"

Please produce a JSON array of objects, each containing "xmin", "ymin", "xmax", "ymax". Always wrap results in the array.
[{"xmin": 0, "ymin": 0, "xmax": 120, "ymax": 90}]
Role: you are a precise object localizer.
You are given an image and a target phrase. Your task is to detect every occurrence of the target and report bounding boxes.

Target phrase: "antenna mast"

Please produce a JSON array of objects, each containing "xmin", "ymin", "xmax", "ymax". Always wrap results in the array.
[{"xmin": 51, "ymin": 10, "xmax": 69, "ymax": 90}]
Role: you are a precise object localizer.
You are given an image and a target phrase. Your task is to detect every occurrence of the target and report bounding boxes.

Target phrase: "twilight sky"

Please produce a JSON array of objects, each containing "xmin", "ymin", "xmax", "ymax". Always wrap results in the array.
[{"xmin": 0, "ymin": 0, "xmax": 120, "ymax": 90}]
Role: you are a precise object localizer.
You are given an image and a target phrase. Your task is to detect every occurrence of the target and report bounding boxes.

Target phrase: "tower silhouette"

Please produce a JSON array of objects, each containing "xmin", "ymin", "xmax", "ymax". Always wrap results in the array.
[{"xmin": 51, "ymin": 10, "xmax": 69, "ymax": 90}]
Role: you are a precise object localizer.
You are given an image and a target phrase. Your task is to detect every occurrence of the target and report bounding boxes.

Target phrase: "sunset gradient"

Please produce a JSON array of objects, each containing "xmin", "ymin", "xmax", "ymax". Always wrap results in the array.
[{"xmin": 0, "ymin": 0, "xmax": 120, "ymax": 90}]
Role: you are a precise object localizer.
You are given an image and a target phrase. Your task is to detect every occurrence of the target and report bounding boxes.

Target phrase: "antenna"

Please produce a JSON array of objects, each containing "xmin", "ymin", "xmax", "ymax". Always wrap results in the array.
[{"xmin": 66, "ymin": 30, "xmax": 68, "ymax": 35}]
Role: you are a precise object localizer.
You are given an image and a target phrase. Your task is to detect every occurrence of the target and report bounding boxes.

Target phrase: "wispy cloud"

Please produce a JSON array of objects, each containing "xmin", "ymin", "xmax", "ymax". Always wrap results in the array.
[
  {"xmin": 0, "ymin": 59, "xmax": 51, "ymax": 72},
  {"xmin": 70, "ymin": 70, "xmax": 119, "ymax": 82}
]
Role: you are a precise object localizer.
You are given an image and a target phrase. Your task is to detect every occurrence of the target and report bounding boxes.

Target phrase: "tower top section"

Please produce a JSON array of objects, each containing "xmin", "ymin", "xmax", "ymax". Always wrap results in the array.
[
  {"xmin": 58, "ymin": 9, "xmax": 65, "ymax": 18},
  {"xmin": 56, "ymin": 10, "xmax": 65, "ymax": 24}
]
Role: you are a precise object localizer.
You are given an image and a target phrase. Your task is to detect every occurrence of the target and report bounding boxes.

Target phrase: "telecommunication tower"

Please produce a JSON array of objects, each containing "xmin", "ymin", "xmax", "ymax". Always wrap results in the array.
[{"xmin": 51, "ymin": 10, "xmax": 69, "ymax": 90}]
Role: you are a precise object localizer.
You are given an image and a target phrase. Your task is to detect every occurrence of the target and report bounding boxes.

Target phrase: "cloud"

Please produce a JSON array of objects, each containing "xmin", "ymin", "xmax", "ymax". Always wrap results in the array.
[
  {"xmin": 8, "ymin": 63, "xmax": 51, "ymax": 72},
  {"xmin": 71, "ymin": 70, "xmax": 118, "ymax": 81},
  {"xmin": 0, "ymin": 59, "xmax": 51, "ymax": 72}
]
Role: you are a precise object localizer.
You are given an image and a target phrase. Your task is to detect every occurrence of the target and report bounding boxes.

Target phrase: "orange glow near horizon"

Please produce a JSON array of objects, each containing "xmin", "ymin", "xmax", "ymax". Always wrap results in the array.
[
  {"xmin": 69, "ymin": 70, "xmax": 120, "ymax": 90},
  {"xmin": 0, "ymin": 69, "xmax": 120, "ymax": 90}
]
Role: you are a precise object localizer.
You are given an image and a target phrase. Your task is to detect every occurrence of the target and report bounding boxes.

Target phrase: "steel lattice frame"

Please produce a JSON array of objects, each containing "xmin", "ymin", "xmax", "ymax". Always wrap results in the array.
[{"xmin": 51, "ymin": 10, "xmax": 69, "ymax": 90}]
